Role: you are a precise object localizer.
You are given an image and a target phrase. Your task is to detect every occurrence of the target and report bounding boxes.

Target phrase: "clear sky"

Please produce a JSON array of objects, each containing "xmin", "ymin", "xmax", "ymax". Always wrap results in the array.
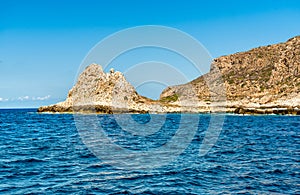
[{"xmin": 0, "ymin": 0, "xmax": 300, "ymax": 108}]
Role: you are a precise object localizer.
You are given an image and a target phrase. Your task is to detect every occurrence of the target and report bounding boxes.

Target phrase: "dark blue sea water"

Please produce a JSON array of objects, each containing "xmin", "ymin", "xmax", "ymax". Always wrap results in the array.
[{"xmin": 0, "ymin": 109, "xmax": 299, "ymax": 194}]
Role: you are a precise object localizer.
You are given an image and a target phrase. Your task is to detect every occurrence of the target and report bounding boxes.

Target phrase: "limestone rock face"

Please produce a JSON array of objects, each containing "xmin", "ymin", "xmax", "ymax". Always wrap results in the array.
[
  {"xmin": 68, "ymin": 64, "xmax": 140, "ymax": 107},
  {"xmin": 38, "ymin": 63, "xmax": 178, "ymax": 113},
  {"xmin": 38, "ymin": 36, "xmax": 300, "ymax": 114},
  {"xmin": 38, "ymin": 64, "xmax": 149, "ymax": 113},
  {"xmin": 160, "ymin": 36, "xmax": 300, "ymax": 112}
]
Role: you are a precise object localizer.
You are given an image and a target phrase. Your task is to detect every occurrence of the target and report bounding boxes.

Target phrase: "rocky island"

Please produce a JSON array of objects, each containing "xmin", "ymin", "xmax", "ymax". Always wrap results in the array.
[{"xmin": 38, "ymin": 36, "xmax": 300, "ymax": 115}]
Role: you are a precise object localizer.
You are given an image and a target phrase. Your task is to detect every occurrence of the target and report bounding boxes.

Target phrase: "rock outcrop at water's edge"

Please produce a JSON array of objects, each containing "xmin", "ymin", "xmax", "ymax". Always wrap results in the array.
[
  {"xmin": 38, "ymin": 64, "xmax": 201, "ymax": 114},
  {"xmin": 38, "ymin": 36, "xmax": 300, "ymax": 115}
]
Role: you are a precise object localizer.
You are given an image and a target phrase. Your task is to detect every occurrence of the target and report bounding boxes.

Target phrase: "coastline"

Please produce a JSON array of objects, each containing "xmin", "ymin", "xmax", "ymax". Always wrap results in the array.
[
  {"xmin": 37, "ymin": 104, "xmax": 300, "ymax": 115},
  {"xmin": 37, "ymin": 36, "xmax": 300, "ymax": 115}
]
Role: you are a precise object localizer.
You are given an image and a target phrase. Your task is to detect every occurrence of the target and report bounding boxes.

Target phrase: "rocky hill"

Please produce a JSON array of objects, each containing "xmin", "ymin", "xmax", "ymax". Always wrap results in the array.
[
  {"xmin": 39, "ymin": 64, "xmax": 154, "ymax": 113},
  {"xmin": 38, "ymin": 64, "xmax": 198, "ymax": 113},
  {"xmin": 38, "ymin": 36, "xmax": 300, "ymax": 114},
  {"xmin": 160, "ymin": 36, "xmax": 300, "ymax": 114}
]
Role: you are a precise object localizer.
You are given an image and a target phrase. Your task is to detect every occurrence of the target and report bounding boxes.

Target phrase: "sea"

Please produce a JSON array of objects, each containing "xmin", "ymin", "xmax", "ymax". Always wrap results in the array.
[{"xmin": 0, "ymin": 108, "xmax": 299, "ymax": 194}]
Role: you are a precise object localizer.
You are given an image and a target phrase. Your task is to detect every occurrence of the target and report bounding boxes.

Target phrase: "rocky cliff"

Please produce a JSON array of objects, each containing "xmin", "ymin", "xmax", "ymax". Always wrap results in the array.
[
  {"xmin": 38, "ymin": 64, "xmax": 200, "ymax": 113},
  {"xmin": 38, "ymin": 36, "xmax": 300, "ymax": 114},
  {"xmin": 39, "ymin": 64, "xmax": 154, "ymax": 113},
  {"xmin": 160, "ymin": 36, "xmax": 300, "ymax": 114}
]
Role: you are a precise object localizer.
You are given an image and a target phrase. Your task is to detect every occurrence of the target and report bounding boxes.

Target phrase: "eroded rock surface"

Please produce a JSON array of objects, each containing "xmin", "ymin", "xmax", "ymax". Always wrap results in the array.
[
  {"xmin": 160, "ymin": 36, "xmax": 300, "ymax": 114},
  {"xmin": 39, "ymin": 36, "xmax": 300, "ymax": 114}
]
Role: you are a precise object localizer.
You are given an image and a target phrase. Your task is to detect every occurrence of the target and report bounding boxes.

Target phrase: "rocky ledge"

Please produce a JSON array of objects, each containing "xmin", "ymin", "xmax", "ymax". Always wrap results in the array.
[{"xmin": 38, "ymin": 36, "xmax": 300, "ymax": 115}]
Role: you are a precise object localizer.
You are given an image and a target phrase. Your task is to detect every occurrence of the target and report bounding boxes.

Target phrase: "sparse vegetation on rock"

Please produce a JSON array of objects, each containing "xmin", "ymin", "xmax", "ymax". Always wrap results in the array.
[{"xmin": 38, "ymin": 36, "xmax": 300, "ymax": 115}]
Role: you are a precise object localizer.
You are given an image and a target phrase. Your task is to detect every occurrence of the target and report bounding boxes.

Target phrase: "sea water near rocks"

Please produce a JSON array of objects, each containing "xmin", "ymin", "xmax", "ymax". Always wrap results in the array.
[{"xmin": 0, "ymin": 109, "xmax": 299, "ymax": 194}]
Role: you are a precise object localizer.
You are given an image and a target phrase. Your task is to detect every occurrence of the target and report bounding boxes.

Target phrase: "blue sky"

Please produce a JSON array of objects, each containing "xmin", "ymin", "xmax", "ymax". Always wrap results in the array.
[{"xmin": 0, "ymin": 0, "xmax": 300, "ymax": 108}]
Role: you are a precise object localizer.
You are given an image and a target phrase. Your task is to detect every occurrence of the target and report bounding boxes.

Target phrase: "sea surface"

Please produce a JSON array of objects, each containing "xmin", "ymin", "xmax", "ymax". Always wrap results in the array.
[{"xmin": 0, "ymin": 109, "xmax": 299, "ymax": 194}]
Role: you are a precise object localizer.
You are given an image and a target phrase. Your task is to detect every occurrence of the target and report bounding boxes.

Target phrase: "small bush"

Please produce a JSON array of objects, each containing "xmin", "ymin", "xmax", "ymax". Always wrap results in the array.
[{"xmin": 160, "ymin": 93, "xmax": 179, "ymax": 103}]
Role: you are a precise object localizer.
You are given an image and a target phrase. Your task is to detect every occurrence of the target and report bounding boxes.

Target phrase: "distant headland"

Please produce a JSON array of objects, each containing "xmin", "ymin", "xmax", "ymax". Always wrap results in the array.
[{"xmin": 38, "ymin": 36, "xmax": 300, "ymax": 115}]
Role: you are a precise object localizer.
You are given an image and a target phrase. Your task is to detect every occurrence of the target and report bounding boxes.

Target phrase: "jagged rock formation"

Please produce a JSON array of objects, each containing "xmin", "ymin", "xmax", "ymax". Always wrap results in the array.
[
  {"xmin": 38, "ymin": 64, "xmax": 199, "ymax": 113},
  {"xmin": 160, "ymin": 36, "xmax": 300, "ymax": 114},
  {"xmin": 39, "ymin": 64, "xmax": 153, "ymax": 113},
  {"xmin": 38, "ymin": 36, "xmax": 300, "ymax": 114}
]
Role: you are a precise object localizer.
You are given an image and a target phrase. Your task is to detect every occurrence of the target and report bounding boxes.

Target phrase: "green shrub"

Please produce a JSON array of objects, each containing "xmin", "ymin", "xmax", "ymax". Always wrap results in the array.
[{"xmin": 160, "ymin": 93, "xmax": 179, "ymax": 103}]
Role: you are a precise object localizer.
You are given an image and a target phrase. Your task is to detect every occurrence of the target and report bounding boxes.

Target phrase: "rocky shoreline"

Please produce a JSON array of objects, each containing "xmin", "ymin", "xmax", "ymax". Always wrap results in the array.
[
  {"xmin": 232, "ymin": 107, "xmax": 300, "ymax": 115},
  {"xmin": 38, "ymin": 36, "xmax": 300, "ymax": 115},
  {"xmin": 37, "ymin": 105, "xmax": 300, "ymax": 115}
]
